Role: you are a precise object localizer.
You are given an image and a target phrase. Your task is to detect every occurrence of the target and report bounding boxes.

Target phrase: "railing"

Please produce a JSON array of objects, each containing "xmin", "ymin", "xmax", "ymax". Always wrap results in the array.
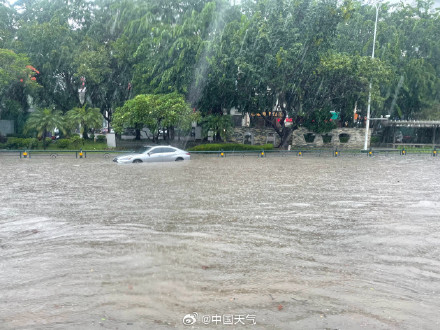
[
  {"xmin": 0, "ymin": 149, "xmax": 131, "ymax": 159},
  {"xmin": 189, "ymin": 148, "xmax": 438, "ymax": 157},
  {"xmin": 0, "ymin": 148, "xmax": 437, "ymax": 159}
]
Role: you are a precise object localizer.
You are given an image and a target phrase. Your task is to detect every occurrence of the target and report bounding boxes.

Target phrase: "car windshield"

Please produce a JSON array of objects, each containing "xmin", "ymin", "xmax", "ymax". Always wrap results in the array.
[{"xmin": 135, "ymin": 147, "xmax": 153, "ymax": 154}]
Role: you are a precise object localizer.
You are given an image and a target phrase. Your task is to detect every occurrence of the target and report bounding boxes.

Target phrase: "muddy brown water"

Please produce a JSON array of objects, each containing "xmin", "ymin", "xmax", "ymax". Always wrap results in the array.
[{"xmin": 0, "ymin": 154, "xmax": 439, "ymax": 329}]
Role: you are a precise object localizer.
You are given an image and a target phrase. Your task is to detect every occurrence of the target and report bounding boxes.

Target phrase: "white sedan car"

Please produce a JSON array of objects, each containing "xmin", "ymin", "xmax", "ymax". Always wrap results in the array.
[{"xmin": 113, "ymin": 146, "xmax": 190, "ymax": 164}]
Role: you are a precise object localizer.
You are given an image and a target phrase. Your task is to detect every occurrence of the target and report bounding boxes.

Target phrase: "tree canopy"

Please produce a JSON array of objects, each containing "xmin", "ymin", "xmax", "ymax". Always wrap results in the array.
[
  {"xmin": 0, "ymin": 0, "xmax": 439, "ymax": 138},
  {"xmin": 112, "ymin": 92, "xmax": 196, "ymax": 141}
]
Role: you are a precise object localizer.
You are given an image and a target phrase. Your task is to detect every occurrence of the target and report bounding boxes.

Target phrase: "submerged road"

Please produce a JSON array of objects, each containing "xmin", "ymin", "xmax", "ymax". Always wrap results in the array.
[{"xmin": 0, "ymin": 155, "xmax": 439, "ymax": 329}]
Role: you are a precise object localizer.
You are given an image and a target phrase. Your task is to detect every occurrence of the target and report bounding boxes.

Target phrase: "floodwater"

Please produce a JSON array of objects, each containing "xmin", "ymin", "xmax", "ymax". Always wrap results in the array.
[{"xmin": 0, "ymin": 154, "xmax": 439, "ymax": 329}]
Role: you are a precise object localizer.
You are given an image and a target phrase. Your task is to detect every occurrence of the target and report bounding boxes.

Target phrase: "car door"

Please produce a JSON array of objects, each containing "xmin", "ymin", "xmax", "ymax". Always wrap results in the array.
[
  {"xmin": 144, "ymin": 147, "xmax": 163, "ymax": 162},
  {"xmin": 159, "ymin": 147, "xmax": 177, "ymax": 162}
]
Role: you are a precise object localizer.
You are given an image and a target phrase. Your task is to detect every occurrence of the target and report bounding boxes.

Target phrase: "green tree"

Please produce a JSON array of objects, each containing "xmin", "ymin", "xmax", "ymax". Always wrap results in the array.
[
  {"xmin": 200, "ymin": 0, "xmax": 354, "ymax": 147},
  {"xmin": 334, "ymin": 0, "xmax": 440, "ymax": 120},
  {"xmin": 317, "ymin": 52, "xmax": 392, "ymax": 123},
  {"xmin": 66, "ymin": 105, "xmax": 103, "ymax": 139},
  {"xmin": 303, "ymin": 107, "xmax": 336, "ymax": 134},
  {"xmin": 24, "ymin": 107, "xmax": 65, "ymax": 149},
  {"xmin": 112, "ymin": 92, "xmax": 196, "ymax": 142},
  {"xmin": 200, "ymin": 114, "xmax": 233, "ymax": 142},
  {"xmin": 13, "ymin": 15, "xmax": 78, "ymax": 111},
  {"xmin": 0, "ymin": 1, "xmax": 15, "ymax": 49},
  {"xmin": 0, "ymin": 49, "xmax": 40, "ymax": 132}
]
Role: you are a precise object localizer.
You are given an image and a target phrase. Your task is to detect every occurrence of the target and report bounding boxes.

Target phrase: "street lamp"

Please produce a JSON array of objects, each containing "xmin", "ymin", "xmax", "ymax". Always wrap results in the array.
[{"xmin": 364, "ymin": 2, "xmax": 380, "ymax": 150}]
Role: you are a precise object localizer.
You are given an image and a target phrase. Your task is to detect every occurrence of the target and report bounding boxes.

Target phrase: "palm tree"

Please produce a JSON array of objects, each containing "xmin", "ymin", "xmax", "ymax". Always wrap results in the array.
[
  {"xmin": 66, "ymin": 105, "xmax": 103, "ymax": 139},
  {"xmin": 25, "ymin": 108, "xmax": 65, "ymax": 150}
]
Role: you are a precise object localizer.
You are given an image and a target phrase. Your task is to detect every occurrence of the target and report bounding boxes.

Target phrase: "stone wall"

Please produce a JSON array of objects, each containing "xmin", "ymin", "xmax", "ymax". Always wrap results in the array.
[
  {"xmin": 229, "ymin": 127, "xmax": 369, "ymax": 149},
  {"xmin": 231, "ymin": 128, "xmax": 279, "ymax": 145},
  {"xmin": 291, "ymin": 127, "xmax": 369, "ymax": 149}
]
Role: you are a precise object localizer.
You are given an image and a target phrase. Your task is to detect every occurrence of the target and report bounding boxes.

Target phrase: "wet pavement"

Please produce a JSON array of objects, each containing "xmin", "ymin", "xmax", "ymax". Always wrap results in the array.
[{"xmin": 0, "ymin": 154, "xmax": 439, "ymax": 329}]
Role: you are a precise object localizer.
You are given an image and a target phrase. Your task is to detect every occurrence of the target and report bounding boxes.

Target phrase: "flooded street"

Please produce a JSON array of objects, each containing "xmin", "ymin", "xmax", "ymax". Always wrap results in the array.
[{"xmin": 1, "ymin": 154, "xmax": 439, "ymax": 329}]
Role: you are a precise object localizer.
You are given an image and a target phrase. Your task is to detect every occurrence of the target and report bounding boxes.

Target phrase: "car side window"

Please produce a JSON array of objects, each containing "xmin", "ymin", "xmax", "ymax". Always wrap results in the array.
[
  {"xmin": 161, "ymin": 147, "xmax": 175, "ymax": 153},
  {"xmin": 149, "ymin": 148, "xmax": 160, "ymax": 154}
]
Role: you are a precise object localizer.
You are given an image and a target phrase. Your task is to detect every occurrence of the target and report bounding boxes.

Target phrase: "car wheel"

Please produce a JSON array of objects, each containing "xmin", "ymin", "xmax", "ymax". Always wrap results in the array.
[
  {"xmin": 133, "ymin": 159, "xmax": 143, "ymax": 163},
  {"xmin": 175, "ymin": 157, "xmax": 184, "ymax": 161}
]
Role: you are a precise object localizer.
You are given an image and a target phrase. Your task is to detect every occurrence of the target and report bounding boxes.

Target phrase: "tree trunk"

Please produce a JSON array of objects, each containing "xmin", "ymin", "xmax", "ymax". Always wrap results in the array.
[
  {"xmin": 135, "ymin": 128, "xmax": 141, "ymax": 140},
  {"xmin": 42, "ymin": 128, "xmax": 47, "ymax": 150},
  {"xmin": 82, "ymin": 125, "xmax": 88, "ymax": 139},
  {"xmin": 278, "ymin": 126, "xmax": 295, "ymax": 149}
]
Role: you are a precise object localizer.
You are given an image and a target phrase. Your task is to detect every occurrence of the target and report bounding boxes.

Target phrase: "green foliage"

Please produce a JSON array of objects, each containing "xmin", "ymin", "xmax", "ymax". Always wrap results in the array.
[
  {"xmin": 69, "ymin": 135, "xmax": 82, "ymax": 148},
  {"xmin": 96, "ymin": 135, "xmax": 107, "ymax": 143},
  {"xmin": 189, "ymin": 143, "xmax": 274, "ymax": 152},
  {"xmin": 304, "ymin": 133, "xmax": 316, "ymax": 143},
  {"xmin": 339, "ymin": 134, "xmax": 350, "ymax": 143},
  {"xmin": 24, "ymin": 108, "xmax": 65, "ymax": 149},
  {"xmin": 0, "ymin": 49, "xmax": 40, "ymax": 131},
  {"xmin": 66, "ymin": 105, "xmax": 103, "ymax": 139},
  {"xmin": 318, "ymin": 52, "xmax": 392, "ymax": 120},
  {"xmin": 321, "ymin": 134, "xmax": 333, "ymax": 144},
  {"xmin": 200, "ymin": 115, "xmax": 233, "ymax": 142},
  {"xmin": 304, "ymin": 108, "xmax": 337, "ymax": 134},
  {"xmin": 112, "ymin": 92, "xmax": 196, "ymax": 141},
  {"xmin": 5, "ymin": 137, "xmax": 38, "ymax": 149},
  {"xmin": 56, "ymin": 138, "xmax": 70, "ymax": 149},
  {"xmin": 370, "ymin": 136, "xmax": 380, "ymax": 144},
  {"xmin": 44, "ymin": 137, "xmax": 53, "ymax": 146},
  {"xmin": 2, "ymin": 0, "xmax": 439, "ymax": 136}
]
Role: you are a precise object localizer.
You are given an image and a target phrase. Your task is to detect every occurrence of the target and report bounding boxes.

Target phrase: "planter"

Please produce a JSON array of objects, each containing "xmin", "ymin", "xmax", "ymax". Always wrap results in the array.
[
  {"xmin": 304, "ymin": 133, "xmax": 316, "ymax": 143},
  {"xmin": 322, "ymin": 134, "xmax": 332, "ymax": 143},
  {"xmin": 339, "ymin": 133, "xmax": 350, "ymax": 143}
]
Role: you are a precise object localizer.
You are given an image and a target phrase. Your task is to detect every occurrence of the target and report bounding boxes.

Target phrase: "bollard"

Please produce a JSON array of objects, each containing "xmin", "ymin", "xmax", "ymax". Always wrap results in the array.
[{"xmin": 433, "ymin": 148, "xmax": 437, "ymax": 157}]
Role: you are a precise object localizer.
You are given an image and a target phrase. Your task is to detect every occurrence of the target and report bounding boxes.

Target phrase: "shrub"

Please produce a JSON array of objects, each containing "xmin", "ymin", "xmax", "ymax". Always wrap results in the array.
[
  {"xmin": 339, "ymin": 133, "xmax": 350, "ymax": 143},
  {"xmin": 189, "ymin": 143, "xmax": 273, "ymax": 151},
  {"xmin": 70, "ymin": 136, "xmax": 82, "ymax": 148},
  {"xmin": 96, "ymin": 135, "xmax": 107, "ymax": 143},
  {"xmin": 6, "ymin": 137, "xmax": 22, "ymax": 149},
  {"xmin": 57, "ymin": 139, "xmax": 70, "ymax": 149},
  {"xmin": 370, "ymin": 136, "xmax": 380, "ymax": 144},
  {"xmin": 322, "ymin": 134, "xmax": 332, "ymax": 143},
  {"xmin": 4, "ymin": 137, "xmax": 38, "ymax": 149},
  {"xmin": 304, "ymin": 133, "xmax": 315, "ymax": 143},
  {"xmin": 303, "ymin": 108, "xmax": 336, "ymax": 134},
  {"xmin": 30, "ymin": 138, "xmax": 39, "ymax": 149},
  {"xmin": 23, "ymin": 138, "xmax": 39, "ymax": 149}
]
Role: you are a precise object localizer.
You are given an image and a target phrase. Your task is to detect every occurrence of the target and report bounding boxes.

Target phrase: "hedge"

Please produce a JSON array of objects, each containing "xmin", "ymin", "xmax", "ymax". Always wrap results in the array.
[
  {"xmin": 189, "ymin": 143, "xmax": 274, "ymax": 151},
  {"xmin": 5, "ymin": 137, "xmax": 39, "ymax": 149}
]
